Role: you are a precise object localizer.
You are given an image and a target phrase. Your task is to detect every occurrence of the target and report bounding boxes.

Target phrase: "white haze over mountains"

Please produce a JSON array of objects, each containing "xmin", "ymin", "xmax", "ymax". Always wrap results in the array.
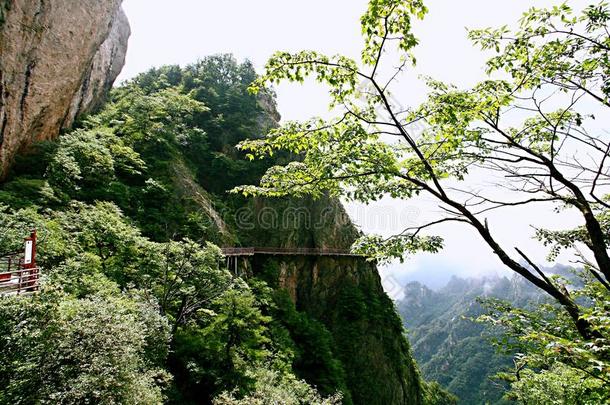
[{"xmin": 119, "ymin": 0, "xmax": 600, "ymax": 289}]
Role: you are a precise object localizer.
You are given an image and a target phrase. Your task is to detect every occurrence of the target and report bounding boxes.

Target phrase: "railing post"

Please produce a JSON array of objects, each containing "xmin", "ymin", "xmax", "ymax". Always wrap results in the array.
[{"xmin": 23, "ymin": 230, "xmax": 37, "ymax": 292}]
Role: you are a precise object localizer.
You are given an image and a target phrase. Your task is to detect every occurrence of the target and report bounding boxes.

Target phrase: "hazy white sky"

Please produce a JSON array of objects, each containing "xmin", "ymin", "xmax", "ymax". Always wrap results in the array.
[{"xmin": 119, "ymin": 0, "xmax": 595, "ymax": 288}]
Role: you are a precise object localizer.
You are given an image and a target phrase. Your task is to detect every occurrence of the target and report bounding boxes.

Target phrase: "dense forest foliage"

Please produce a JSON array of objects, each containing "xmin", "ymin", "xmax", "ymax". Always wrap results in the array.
[
  {"xmin": 0, "ymin": 55, "xmax": 451, "ymax": 405},
  {"xmin": 0, "ymin": 55, "xmax": 328, "ymax": 404}
]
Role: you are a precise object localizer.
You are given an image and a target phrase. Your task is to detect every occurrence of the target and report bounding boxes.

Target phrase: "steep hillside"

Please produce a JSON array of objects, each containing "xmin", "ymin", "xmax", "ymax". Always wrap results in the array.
[
  {"xmin": 251, "ymin": 255, "xmax": 423, "ymax": 405},
  {"xmin": 0, "ymin": 56, "xmax": 442, "ymax": 404},
  {"xmin": 397, "ymin": 275, "xmax": 548, "ymax": 404},
  {"xmin": 0, "ymin": 0, "xmax": 129, "ymax": 178}
]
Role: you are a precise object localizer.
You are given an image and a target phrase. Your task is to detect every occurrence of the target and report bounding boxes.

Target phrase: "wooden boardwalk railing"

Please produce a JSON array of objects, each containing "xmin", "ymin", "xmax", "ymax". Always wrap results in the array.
[
  {"xmin": 0, "ymin": 254, "xmax": 39, "ymax": 295},
  {"xmin": 0, "ymin": 230, "xmax": 40, "ymax": 295},
  {"xmin": 221, "ymin": 247, "xmax": 362, "ymax": 257}
]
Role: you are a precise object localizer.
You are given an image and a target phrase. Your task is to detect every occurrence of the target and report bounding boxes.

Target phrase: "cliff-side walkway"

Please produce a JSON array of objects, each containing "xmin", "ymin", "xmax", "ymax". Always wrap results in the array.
[{"xmin": 221, "ymin": 247, "xmax": 362, "ymax": 257}]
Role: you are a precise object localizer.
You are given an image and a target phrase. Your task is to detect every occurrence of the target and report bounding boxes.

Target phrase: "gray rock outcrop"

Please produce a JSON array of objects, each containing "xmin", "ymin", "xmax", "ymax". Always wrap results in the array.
[{"xmin": 0, "ymin": 0, "xmax": 130, "ymax": 178}]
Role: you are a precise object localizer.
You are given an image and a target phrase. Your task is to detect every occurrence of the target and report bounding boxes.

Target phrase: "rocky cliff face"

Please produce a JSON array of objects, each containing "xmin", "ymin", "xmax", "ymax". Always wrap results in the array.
[
  {"xmin": 0, "ymin": 0, "xmax": 130, "ymax": 178},
  {"xmin": 229, "ymin": 196, "xmax": 423, "ymax": 404},
  {"xmin": 251, "ymin": 255, "xmax": 424, "ymax": 405}
]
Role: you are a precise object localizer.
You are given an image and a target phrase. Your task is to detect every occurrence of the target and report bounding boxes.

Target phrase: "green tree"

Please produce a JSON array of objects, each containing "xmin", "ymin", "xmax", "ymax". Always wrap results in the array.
[
  {"xmin": 171, "ymin": 287, "xmax": 275, "ymax": 401},
  {"xmin": 477, "ymin": 271, "xmax": 610, "ymax": 404},
  {"xmin": 507, "ymin": 363, "xmax": 604, "ymax": 405},
  {"xmin": 46, "ymin": 127, "xmax": 145, "ymax": 201},
  {"xmin": 137, "ymin": 238, "xmax": 233, "ymax": 333},
  {"xmin": 56, "ymin": 201, "xmax": 144, "ymax": 276},
  {"xmin": 268, "ymin": 289, "xmax": 350, "ymax": 400},
  {"xmin": 422, "ymin": 381, "xmax": 458, "ymax": 405},
  {"xmin": 0, "ymin": 290, "xmax": 170, "ymax": 404},
  {"xmin": 201, "ymin": 288, "xmax": 272, "ymax": 384},
  {"xmin": 213, "ymin": 366, "xmax": 342, "ymax": 405},
  {"xmin": 236, "ymin": 0, "xmax": 610, "ymax": 340}
]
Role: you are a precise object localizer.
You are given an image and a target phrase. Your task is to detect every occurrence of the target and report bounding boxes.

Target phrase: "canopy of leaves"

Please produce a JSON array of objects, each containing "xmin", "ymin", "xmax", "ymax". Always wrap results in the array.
[
  {"xmin": 0, "ymin": 288, "xmax": 170, "ymax": 404},
  {"xmin": 478, "ymin": 272, "xmax": 610, "ymax": 403}
]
